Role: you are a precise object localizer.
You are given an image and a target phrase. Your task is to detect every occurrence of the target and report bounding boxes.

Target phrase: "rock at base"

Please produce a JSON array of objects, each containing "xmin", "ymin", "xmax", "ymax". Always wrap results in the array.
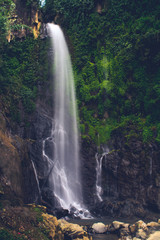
[
  {"xmin": 58, "ymin": 219, "xmax": 92, "ymax": 240},
  {"xmin": 92, "ymin": 222, "xmax": 107, "ymax": 233},
  {"xmin": 147, "ymin": 231, "xmax": 160, "ymax": 240}
]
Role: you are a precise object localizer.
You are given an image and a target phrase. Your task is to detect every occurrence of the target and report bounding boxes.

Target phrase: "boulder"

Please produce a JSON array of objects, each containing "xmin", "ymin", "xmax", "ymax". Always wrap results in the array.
[
  {"xmin": 147, "ymin": 222, "xmax": 160, "ymax": 228},
  {"xmin": 108, "ymin": 221, "xmax": 129, "ymax": 234},
  {"xmin": 41, "ymin": 213, "xmax": 63, "ymax": 239},
  {"xmin": 112, "ymin": 221, "xmax": 126, "ymax": 230},
  {"xmin": 136, "ymin": 229, "xmax": 147, "ymax": 239},
  {"xmin": 58, "ymin": 219, "xmax": 91, "ymax": 239},
  {"xmin": 129, "ymin": 223, "xmax": 137, "ymax": 234},
  {"xmin": 119, "ymin": 225, "xmax": 130, "ymax": 237},
  {"xmin": 136, "ymin": 220, "xmax": 148, "ymax": 231},
  {"xmin": 129, "ymin": 220, "xmax": 148, "ymax": 238},
  {"xmin": 147, "ymin": 231, "xmax": 160, "ymax": 240},
  {"xmin": 92, "ymin": 222, "xmax": 107, "ymax": 233}
]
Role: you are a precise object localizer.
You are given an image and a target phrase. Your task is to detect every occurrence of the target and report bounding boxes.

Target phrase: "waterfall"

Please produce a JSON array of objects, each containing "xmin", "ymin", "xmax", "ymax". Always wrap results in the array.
[
  {"xmin": 95, "ymin": 153, "xmax": 103, "ymax": 202},
  {"xmin": 95, "ymin": 147, "xmax": 109, "ymax": 202},
  {"xmin": 46, "ymin": 23, "xmax": 88, "ymax": 217},
  {"xmin": 31, "ymin": 160, "xmax": 41, "ymax": 202}
]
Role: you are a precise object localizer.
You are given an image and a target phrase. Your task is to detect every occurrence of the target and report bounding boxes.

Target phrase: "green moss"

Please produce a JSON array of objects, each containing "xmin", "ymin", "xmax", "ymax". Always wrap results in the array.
[{"xmin": 31, "ymin": 206, "xmax": 44, "ymax": 223}]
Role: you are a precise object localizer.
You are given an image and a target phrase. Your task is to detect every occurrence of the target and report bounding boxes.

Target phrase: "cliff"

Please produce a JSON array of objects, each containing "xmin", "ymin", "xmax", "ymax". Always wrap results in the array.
[
  {"xmin": 1, "ymin": 0, "xmax": 160, "ymax": 222},
  {"xmin": 6, "ymin": 0, "xmax": 41, "ymax": 41},
  {"xmin": 0, "ymin": 0, "xmax": 48, "ymax": 207},
  {"xmin": 88, "ymin": 125, "xmax": 160, "ymax": 218}
]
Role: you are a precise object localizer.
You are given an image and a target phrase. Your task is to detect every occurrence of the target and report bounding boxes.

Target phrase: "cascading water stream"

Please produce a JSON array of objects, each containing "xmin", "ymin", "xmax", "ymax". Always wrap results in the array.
[
  {"xmin": 46, "ymin": 23, "xmax": 90, "ymax": 217},
  {"xmin": 31, "ymin": 160, "xmax": 41, "ymax": 202},
  {"xmin": 95, "ymin": 147, "xmax": 109, "ymax": 202},
  {"xmin": 95, "ymin": 153, "xmax": 103, "ymax": 202}
]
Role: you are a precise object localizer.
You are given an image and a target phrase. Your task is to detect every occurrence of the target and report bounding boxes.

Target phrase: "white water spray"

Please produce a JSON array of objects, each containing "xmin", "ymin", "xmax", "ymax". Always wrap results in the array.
[{"xmin": 46, "ymin": 23, "xmax": 89, "ymax": 217}]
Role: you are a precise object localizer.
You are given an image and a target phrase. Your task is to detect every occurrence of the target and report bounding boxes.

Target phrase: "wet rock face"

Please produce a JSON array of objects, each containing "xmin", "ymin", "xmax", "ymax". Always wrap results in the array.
[
  {"xmin": 29, "ymin": 110, "xmax": 53, "ymax": 178},
  {"xmin": 28, "ymin": 110, "xmax": 55, "ymax": 206},
  {"xmin": 0, "ymin": 112, "xmax": 40, "ymax": 205},
  {"xmin": 81, "ymin": 137, "xmax": 97, "ymax": 207},
  {"xmin": 0, "ymin": 75, "xmax": 54, "ymax": 206},
  {"xmin": 94, "ymin": 126, "xmax": 160, "ymax": 217},
  {"xmin": 26, "ymin": 81, "xmax": 55, "ymax": 206},
  {"xmin": 29, "ymin": 111, "xmax": 52, "ymax": 141},
  {"xmin": 0, "ymin": 113, "xmax": 23, "ymax": 198}
]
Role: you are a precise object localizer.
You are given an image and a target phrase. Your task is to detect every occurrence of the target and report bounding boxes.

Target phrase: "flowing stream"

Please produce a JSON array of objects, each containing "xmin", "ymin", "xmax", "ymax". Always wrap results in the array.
[
  {"xmin": 95, "ymin": 147, "xmax": 109, "ymax": 202},
  {"xmin": 46, "ymin": 23, "xmax": 89, "ymax": 217}
]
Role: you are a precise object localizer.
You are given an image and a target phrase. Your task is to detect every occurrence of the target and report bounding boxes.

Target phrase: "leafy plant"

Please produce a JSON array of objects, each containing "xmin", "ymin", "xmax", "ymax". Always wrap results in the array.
[{"xmin": 0, "ymin": 229, "xmax": 24, "ymax": 240}]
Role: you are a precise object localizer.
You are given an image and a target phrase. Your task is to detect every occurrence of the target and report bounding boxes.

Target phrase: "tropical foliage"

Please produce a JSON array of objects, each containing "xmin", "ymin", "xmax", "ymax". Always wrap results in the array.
[
  {"xmin": 43, "ymin": 0, "xmax": 160, "ymax": 143},
  {"xmin": 1, "ymin": 0, "xmax": 160, "ymax": 144},
  {"xmin": 0, "ymin": 0, "xmax": 49, "ymax": 123}
]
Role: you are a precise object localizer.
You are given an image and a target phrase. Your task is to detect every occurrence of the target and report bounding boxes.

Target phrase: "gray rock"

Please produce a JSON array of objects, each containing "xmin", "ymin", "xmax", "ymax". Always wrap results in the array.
[{"xmin": 92, "ymin": 222, "xmax": 107, "ymax": 233}]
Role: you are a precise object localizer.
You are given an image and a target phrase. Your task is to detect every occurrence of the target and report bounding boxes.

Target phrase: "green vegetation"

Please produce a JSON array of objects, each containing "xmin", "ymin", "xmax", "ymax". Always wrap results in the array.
[
  {"xmin": 0, "ymin": 36, "xmax": 48, "ymax": 124},
  {"xmin": 43, "ymin": 0, "xmax": 160, "ymax": 144},
  {"xmin": 0, "ymin": 0, "xmax": 49, "ymax": 128},
  {"xmin": 0, "ymin": 229, "xmax": 24, "ymax": 240},
  {"xmin": 0, "ymin": 205, "xmax": 54, "ymax": 240},
  {"xmin": 0, "ymin": 0, "xmax": 49, "ymax": 125},
  {"xmin": 1, "ymin": 0, "xmax": 160, "ymax": 144},
  {"xmin": 32, "ymin": 207, "xmax": 44, "ymax": 222}
]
